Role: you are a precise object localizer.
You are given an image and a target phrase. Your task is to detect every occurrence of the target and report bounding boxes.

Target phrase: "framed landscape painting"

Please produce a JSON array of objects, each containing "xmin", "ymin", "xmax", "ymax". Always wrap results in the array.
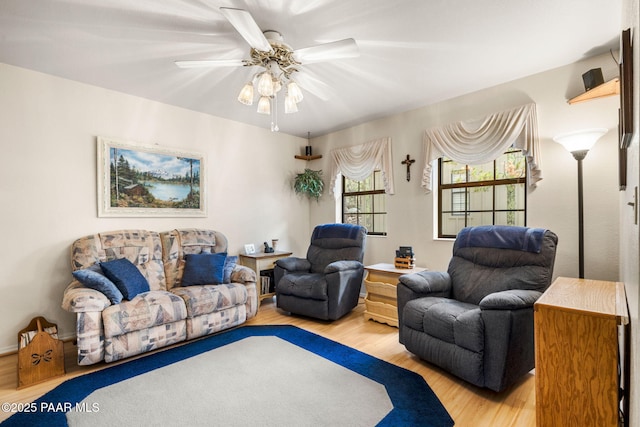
[{"xmin": 97, "ymin": 137, "xmax": 206, "ymax": 217}]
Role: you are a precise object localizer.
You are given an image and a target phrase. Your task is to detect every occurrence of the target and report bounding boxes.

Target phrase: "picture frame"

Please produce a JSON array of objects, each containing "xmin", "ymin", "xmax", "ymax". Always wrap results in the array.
[
  {"xmin": 619, "ymin": 28, "xmax": 633, "ymax": 149},
  {"xmin": 244, "ymin": 244, "xmax": 256, "ymax": 255},
  {"xmin": 97, "ymin": 137, "xmax": 206, "ymax": 217},
  {"xmin": 619, "ymin": 108, "xmax": 628, "ymax": 190}
]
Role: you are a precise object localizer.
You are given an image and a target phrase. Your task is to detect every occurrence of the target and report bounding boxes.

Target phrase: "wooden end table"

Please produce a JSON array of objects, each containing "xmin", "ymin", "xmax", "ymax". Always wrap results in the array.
[
  {"xmin": 239, "ymin": 251, "xmax": 292, "ymax": 304},
  {"xmin": 364, "ymin": 263, "xmax": 428, "ymax": 327},
  {"xmin": 534, "ymin": 277, "xmax": 629, "ymax": 427}
]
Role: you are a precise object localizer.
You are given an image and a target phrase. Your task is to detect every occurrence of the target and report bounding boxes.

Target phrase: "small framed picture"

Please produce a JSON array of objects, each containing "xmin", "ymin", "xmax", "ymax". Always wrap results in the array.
[{"xmin": 244, "ymin": 244, "xmax": 256, "ymax": 255}]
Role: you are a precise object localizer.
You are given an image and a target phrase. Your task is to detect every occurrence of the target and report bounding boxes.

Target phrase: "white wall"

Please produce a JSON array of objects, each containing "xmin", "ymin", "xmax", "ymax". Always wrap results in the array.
[
  {"xmin": 308, "ymin": 52, "xmax": 621, "ymax": 280},
  {"xmin": 0, "ymin": 63, "xmax": 312, "ymax": 353}
]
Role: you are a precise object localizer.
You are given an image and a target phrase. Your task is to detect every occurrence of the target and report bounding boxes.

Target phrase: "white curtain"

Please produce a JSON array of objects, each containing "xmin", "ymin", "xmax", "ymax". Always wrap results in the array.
[
  {"xmin": 330, "ymin": 137, "xmax": 394, "ymax": 196},
  {"xmin": 420, "ymin": 103, "xmax": 541, "ymax": 192}
]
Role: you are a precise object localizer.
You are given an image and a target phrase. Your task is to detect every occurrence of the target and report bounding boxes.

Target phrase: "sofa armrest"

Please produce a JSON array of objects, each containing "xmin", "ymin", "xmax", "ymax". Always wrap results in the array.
[
  {"xmin": 479, "ymin": 289, "xmax": 542, "ymax": 310},
  {"xmin": 230, "ymin": 265, "xmax": 257, "ymax": 284},
  {"xmin": 275, "ymin": 257, "xmax": 311, "ymax": 273},
  {"xmin": 230, "ymin": 266, "xmax": 258, "ymax": 319},
  {"xmin": 398, "ymin": 271, "xmax": 452, "ymax": 296},
  {"xmin": 325, "ymin": 260, "xmax": 362, "ymax": 274},
  {"xmin": 61, "ymin": 281, "xmax": 111, "ymax": 313}
]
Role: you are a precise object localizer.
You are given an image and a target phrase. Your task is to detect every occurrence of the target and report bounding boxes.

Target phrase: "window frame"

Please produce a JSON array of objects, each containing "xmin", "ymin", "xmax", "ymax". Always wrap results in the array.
[
  {"xmin": 341, "ymin": 170, "xmax": 387, "ymax": 236},
  {"xmin": 437, "ymin": 150, "xmax": 527, "ymax": 238}
]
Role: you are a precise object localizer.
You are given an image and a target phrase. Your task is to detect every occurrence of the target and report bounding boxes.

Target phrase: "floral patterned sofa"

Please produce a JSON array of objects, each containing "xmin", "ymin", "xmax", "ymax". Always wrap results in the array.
[{"xmin": 61, "ymin": 229, "xmax": 257, "ymax": 365}]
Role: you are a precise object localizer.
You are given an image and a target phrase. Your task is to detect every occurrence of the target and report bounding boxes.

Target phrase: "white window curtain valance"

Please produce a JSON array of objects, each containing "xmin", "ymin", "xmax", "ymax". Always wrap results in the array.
[
  {"xmin": 421, "ymin": 103, "xmax": 541, "ymax": 192},
  {"xmin": 330, "ymin": 137, "xmax": 395, "ymax": 196}
]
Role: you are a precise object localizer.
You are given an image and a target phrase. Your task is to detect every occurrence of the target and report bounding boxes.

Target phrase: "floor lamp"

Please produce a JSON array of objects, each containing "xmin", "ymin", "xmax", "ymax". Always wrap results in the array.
[{"xmin": 553, "ymin": 128, "xmax": 608, "ymax": 279}]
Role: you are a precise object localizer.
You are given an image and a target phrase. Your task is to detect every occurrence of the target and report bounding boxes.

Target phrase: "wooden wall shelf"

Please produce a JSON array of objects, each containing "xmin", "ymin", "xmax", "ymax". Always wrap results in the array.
[
  {"xmin": 568, "ymin": 78, "xmax": 620, "ymax": 104},
  {"xmin": 294, "ymin": 155, "xmax": 322, "ymax": 161}
]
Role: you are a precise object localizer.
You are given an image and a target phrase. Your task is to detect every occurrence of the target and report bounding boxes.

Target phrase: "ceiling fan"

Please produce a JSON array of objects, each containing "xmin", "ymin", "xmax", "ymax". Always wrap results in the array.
[{"xmin": 174, "ymin": 7, "xmax": 359, "ymax": 130}]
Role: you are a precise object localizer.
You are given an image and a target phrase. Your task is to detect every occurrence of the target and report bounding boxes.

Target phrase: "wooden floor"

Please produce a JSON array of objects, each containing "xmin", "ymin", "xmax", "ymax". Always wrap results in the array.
[{"xmin": 0, "ymin": 298, "xmax": 536, "ymax": 426}]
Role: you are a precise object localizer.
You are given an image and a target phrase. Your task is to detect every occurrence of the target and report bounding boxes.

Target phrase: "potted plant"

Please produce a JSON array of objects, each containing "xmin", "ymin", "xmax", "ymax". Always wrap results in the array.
[{"xmin": 293, "ymin": 168, "xmax": 324, "ymax": 201}]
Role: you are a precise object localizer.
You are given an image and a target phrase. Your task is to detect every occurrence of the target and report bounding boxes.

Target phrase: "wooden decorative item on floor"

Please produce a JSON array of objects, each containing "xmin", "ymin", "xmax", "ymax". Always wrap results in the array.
[{"xmin": 17, "ymin": 316, "xmax": 65, "ymax": 389}]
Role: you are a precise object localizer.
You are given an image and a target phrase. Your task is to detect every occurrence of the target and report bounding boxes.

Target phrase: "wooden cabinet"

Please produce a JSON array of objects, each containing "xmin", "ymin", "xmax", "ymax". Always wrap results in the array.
[
  {"xmin": 364, "ymin": 263, "xmax": 427, "ymax": 327},
  {"xmin": 534, "ymin": 277, "xmax": 629, "ymax": 427},
  {"xmin": 239, "ymin": 251, "xmax": 292, "ymax": 305}
]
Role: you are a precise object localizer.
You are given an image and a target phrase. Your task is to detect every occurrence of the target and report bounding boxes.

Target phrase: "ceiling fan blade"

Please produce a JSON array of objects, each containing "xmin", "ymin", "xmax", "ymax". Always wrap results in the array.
[
  {"xmin": 295, "ymin": 72, "xmax": 332, "ymax": 101},
  {"xmin": 175, "ymin": 59, "xmax": 245, "ymax": 68},
  {"xmin": 293, "ymin": 38, "xmax": 359, "ymax": 64},
  {"xmin": 219, "ymin": 7, "xmax": 272, "ymax": 53}
]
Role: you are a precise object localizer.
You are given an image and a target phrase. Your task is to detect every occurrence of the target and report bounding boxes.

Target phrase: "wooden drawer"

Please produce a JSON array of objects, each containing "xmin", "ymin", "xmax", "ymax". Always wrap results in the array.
[
  {"xmin": 364, "ymin": 279, "xmax": 397, "ymax": 301},
  {"xmin": 259, "ymin": 260, "xmax": 277, "ymax": 271},
  {"xmin": 365, "ymin": 299, "xmax": 397, "ymax": 319}
]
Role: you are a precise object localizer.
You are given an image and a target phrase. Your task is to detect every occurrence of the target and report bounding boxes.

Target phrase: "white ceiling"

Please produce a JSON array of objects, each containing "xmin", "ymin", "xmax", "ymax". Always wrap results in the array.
[{"xmin": 0, "ymin": 0, "xmax": 623, "ymax": 138}]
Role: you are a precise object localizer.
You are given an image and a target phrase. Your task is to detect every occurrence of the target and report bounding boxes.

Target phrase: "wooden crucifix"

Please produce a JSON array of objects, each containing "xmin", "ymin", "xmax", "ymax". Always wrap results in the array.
[{"xmin": 401, "ymin": 154, "xmax": 416, "ymax": 182}]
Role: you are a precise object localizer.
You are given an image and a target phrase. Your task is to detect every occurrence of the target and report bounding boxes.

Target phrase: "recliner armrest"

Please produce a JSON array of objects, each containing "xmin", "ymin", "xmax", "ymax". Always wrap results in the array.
[
  {"xmin": 398, "ymin": 271, "xmax": 451, "ymax": 296},
  {"xmin": 61, "ymin": 281, "xmax": 111, "ymax": 313},
  {"xmin": 325, "ymin": 260, "xmax": 362, "ymax": 274},
  {"xmin": 275, "ymin": 257, "xmax": 311, "ymax": 272},
  {"xmin": 479, "ymin": 289, "xmax": 542, "ymax": 310}
]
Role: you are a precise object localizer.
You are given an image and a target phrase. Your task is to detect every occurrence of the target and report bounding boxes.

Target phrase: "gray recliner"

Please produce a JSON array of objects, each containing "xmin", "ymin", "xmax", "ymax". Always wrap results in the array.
[
  {"xmin": 274, "ymin": 223, "xmax": 367, "ymax": 321},
  {"xmin": 397, "ymin": 225, "xmax": 558, "ymax": 392}
]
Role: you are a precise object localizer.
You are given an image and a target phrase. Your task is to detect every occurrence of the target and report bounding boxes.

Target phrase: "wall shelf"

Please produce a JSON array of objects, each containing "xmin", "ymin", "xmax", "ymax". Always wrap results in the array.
[
  {"xmin": 568, "ymin": 78, "xmax": 620, "ymax": 104},
  {"xmin": 294, "ymin": 155, "xmax": 322, "ymax": 161}
]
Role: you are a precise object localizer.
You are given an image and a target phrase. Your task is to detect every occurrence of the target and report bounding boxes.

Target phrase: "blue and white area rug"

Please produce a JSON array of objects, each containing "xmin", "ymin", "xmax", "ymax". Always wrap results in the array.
[{"xmin": 2, "ymin": 325, "xmax": 453, "ymax": 426}]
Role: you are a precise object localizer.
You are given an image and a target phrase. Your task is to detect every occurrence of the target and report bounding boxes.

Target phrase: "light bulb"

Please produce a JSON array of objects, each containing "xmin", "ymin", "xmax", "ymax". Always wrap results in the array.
[{"xmin": 272, "ymin": 78, "xmax": 282, "ymax": 93}]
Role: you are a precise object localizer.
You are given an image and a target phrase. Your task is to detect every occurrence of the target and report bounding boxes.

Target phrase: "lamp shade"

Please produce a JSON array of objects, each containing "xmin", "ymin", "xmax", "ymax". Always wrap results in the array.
[
  {"xmin": 237, "ymin": 83, "xmax": 254, "ymax": 106},
  {"xmin": 257, "ymin": 96, "xmax": 271, "ymax": 114},
  {"xmin": 287, "ymin": 81, "xmax": 304, "ymax": 103},
  {"xmin": 257, "ymin": 72, "xmax": 274, "ymax": 97},
  {"xmin": 553, "ymin": 128, "xmax": 608, "ymax": 153},
  {"xmin": 284, "ymin": 94, "xmax": 298, "ymax": 114}
]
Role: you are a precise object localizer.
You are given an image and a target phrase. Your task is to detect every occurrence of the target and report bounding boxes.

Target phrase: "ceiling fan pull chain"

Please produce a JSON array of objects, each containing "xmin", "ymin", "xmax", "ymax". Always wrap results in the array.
[{"xmin": 271, "ymin": 94, "xmax": 279, "ymax": 132}]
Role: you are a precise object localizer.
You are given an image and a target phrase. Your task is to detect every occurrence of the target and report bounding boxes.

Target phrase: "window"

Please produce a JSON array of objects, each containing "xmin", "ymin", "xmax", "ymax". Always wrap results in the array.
[
  {"xmin": 438, "ymin": 149, "xmax": 527, "ymax": 238},
  {"xmin": 342, "ymin": 171, "xmax": 387, "ymax": 235}
]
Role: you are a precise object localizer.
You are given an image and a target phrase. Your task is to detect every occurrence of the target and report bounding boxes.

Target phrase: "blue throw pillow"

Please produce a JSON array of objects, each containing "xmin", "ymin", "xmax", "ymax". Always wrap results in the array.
[
  {"xmin": 72, "ymin": 264, "xmax": 124, "ymax": 304},
  {"xmin": 182, "ymin": 253, "xmax": 228, "ymax": 286},
  {"xmin": 223, "ymin": 255, "xmax": 238, "ymax": 284},
  {"xmin": 100, "ymin": 258, "xmax": 150, "ymax": 300}
]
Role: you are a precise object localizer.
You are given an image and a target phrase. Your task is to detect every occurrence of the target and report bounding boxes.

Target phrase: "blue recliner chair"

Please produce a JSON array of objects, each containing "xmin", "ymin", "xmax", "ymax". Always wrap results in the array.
[
  {"xmin": 397, "ymin": 225, "xmax": 558, "ymax": 392},
  {"xmin": 274, "ymin": 223, "xmax": 367, "ymax": 321}
]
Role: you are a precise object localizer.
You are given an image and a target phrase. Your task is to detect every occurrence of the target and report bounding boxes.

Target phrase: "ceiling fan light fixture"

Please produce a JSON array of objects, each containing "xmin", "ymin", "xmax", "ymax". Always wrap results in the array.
[
  {"xmin": 175, "ymin": 7, "xmax": 360, "ymax": 132},
  {"xmin": 287, "ymin": 81, "xmax": 303, "ymax": 103},
  {"xmin": 257, "ymin": 96, "xmax": 271, "ymax": 114},
  {"xmin": 237, "ymin": 82, "xmax": 254, "ymax": 105}
]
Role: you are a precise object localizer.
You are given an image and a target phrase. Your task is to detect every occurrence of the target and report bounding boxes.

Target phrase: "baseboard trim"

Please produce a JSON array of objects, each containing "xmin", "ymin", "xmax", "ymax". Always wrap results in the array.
[{"xmin": 0, "ymin": 333, "xmax": 76, "ymax": 358}]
